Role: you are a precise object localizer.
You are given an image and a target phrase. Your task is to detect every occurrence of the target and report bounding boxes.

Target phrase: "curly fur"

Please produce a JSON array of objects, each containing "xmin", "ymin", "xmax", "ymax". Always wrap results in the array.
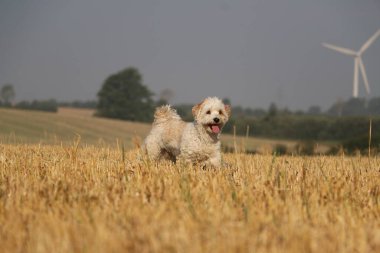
[{"xmin": 143, "ymin": 97, "xmax": 231, "ymax": 167}]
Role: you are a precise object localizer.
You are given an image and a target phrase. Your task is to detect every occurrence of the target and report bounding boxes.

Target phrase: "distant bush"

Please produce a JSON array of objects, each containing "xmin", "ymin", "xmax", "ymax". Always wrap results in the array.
[
  {"xmin": 222, "ymin": 115, "xmax": 379, "ymax": 142},
  {"xmin": 341, "ymin": 134, "xmax": 380, "ymax": 155},
  {"xmin": 221, "ymin": 144, "xmax": 257, "ymax": 154},
  {"xmin": 273, "ymin": 144, "xmax": 288, "ymax": 155},
  {"xmin": 174, "ymin": 104, "xmax": 193, "ymax": 121},
  {"xmin": 59, "ymin": 100, "xmax": 97, "ymax": 109},
  {"xmin": 15, "ymin": 99, "xmax": 58, "ymax": 112},
  {"xmin": 326, "ymin": 145, "xmax": 343, "ymax": 156},
  {"xmin": 294, "ymin": 141, "xmax": 315, "ymax": 156},
  {"xmin": 0, "ymin": 100, "xmax": 12, "ymax": 108}
]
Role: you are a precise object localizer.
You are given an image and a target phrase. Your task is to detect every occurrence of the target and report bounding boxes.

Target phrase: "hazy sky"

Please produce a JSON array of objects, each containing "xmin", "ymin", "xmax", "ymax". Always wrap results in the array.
[{"xmin": 1, "ymin": 0, "xmax": 380, "ymax": 110}]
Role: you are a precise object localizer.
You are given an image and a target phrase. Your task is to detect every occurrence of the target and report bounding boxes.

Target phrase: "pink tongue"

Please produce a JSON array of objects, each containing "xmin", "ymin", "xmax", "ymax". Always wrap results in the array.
[{"xmin": 211, "ymin": 125, "xmax": 220, "ymax": 133}]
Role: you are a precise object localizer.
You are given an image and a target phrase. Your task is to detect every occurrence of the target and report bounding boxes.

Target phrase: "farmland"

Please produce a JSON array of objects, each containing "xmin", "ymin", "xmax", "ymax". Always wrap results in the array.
[
  {"xmin": 1, "ymin": 108, "xmax": 379, "ymax": 252},
  {"xmin": 0, "ymin": 107, "xmax": 150, "ymax": 148},
  {"xmin": 0, "ymin": 107, "xmax": 314, "ymax": 153},
  {"xmin": 0, "ymin": 144, "xmax": 379, "ymax": 253}
]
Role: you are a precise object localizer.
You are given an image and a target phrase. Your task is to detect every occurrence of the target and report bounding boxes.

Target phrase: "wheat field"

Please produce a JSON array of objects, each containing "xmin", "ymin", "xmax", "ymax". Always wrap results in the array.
[{"xmin": 1, "ymin": 142, "xmax": 379, "ymax": 253}]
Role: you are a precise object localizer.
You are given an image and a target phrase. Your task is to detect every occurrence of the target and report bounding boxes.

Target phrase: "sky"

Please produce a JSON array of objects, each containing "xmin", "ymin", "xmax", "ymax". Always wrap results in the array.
[{"xmin": 0, "ymin": 0, "xmax": 380, "ymax": 110}]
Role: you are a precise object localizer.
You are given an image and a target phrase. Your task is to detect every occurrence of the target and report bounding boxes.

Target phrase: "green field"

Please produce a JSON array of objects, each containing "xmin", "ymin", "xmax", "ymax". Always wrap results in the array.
[{"xmin": 0, "ymin": 107, "xmax": 329, "ymax": 153}]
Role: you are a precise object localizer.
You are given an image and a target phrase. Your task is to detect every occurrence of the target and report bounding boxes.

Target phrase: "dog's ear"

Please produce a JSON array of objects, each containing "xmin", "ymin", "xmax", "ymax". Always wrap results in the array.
[
  {"xmin": 225, "ymin": 104, "xmax": 231, "ymax": 117},
  {"xmin": 192, "ymin": 100, "xmax": 204, "ymax": 119}
]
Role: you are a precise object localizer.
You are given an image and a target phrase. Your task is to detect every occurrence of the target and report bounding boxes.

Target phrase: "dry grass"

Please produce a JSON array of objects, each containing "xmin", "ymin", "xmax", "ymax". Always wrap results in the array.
[
  {"xmin": 0, "ymin": 107, "xmax": 151, "ymax": 147},
  {"xmin": 1, "ymin": 143, "xmax": 379, "ymax": 253}
]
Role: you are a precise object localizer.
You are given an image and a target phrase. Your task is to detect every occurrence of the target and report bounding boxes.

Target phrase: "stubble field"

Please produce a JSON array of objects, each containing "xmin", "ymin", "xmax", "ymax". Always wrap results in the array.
[{"xmin": 1, "ymin": 143, "xmax": 379, "ymax": 253}]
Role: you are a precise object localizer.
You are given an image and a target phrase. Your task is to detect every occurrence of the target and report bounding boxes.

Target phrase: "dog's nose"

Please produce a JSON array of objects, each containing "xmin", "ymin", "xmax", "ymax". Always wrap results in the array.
[{"xmin": 213, "ymin": 117, "xmax": 220, "ymax": 123}]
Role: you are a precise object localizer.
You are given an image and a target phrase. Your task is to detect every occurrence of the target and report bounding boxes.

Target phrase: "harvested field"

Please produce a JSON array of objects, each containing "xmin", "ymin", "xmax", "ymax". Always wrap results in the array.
[{"xmin": 0, "ymin": 144, "xmax": 379, "ymax": 253}]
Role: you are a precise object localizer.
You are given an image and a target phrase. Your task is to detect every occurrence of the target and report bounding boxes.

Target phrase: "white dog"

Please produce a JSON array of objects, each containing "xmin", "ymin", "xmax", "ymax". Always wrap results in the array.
[{"xmin": 143, "ymin": 97, "xmax": 231, "ymax": 167}]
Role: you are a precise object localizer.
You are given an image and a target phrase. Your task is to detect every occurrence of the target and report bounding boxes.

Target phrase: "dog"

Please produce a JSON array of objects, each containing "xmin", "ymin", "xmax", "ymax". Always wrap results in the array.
[{"xmin": 143, "ymin": 97, "xmax": 231, "ymax": 168}]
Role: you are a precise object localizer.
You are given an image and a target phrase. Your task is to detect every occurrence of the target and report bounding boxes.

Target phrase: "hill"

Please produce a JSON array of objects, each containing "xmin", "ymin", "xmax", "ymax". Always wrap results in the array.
[
  {"xmin": 0, "ymin": 107, "xmax": 149, "ymax": 148},
  {"xmin": 0, "ymin": 107, "xmax": 328, "ymax": 152}
]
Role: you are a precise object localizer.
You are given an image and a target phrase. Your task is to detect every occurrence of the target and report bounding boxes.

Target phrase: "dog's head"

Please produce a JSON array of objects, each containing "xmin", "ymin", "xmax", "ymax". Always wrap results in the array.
[{"xmin": 192, "ymin": 97, "xmax": 231, "ymax": 135}]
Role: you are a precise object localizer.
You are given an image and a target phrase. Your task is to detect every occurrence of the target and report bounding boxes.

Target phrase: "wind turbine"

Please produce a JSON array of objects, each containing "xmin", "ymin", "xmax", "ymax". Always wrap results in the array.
[{"xmin": 322, "ymin": 29, "xmax": 380, "ymax": 98}]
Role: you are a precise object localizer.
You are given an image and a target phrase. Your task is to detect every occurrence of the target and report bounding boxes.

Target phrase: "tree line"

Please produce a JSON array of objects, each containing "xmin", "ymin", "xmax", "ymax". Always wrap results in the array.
[
  {"xmin": 0, "ymin": 84, "xmax": 58, "ymax": 112},
  {"xmin": 91, "ymin": 67, "xmax": 380, "ymax": 153},
  {"xmin": 2, "ymin": 67, "xmax": 380, "ymax": 153}
]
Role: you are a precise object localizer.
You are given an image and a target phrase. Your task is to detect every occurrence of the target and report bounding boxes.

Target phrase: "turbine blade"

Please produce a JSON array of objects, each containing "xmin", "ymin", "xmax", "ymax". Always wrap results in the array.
[
  {"xmin": 322, "ymin": 43, "xmax": 357, "ymax": 56},
  {"xmin": 358, "ymin": 57, "xmax": 371, "ymax": 94},
  {"xmin": 353, "ymin": 58, "xmax": 359, "ymax": 98},
  {"xmin": 359, "ymin": 29, "xmax": 380, "ymax": 54}
]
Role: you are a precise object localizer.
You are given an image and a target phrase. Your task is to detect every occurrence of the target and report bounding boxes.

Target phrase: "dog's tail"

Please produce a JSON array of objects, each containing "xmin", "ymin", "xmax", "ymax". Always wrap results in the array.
[{"xmin": 153, "ymin": 105, "xmax": 181, "ymax": 124}]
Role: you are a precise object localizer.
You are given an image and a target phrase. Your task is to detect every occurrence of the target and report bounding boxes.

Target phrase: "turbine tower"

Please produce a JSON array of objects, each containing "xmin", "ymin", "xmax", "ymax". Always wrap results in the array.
[{"xmin": 322, "ymin": 29, "xmax": 380, "ymax": 98}]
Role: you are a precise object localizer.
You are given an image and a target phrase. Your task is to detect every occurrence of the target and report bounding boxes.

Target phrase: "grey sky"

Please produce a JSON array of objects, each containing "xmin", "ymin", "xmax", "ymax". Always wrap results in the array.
[{"xmin": 0, "ymin": 0, "xmax": 379, "ymax": 110}]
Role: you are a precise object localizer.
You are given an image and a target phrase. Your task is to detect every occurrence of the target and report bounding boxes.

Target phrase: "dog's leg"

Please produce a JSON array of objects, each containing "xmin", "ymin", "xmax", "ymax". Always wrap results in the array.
[
  {"xmin": 161, "ymin": 149, "xmax": 177, "ymax": 163},
  {"xmin": 208, "ymin": 153, "xmax": 222, "ymax": 168},
  {"xmin": 144, "ymin": 137, "xmax": 162, "ymax": 161}
]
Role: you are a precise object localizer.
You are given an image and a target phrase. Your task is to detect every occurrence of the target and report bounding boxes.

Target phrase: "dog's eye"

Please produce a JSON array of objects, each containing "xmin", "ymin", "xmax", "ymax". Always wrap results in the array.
[
  {"xmin": 206, "ymin": 110, "xmax": 211, "ymax": 114},
  {"xmin": 219, "ymin": 110, "xmax": 223, "ymax": 115}
]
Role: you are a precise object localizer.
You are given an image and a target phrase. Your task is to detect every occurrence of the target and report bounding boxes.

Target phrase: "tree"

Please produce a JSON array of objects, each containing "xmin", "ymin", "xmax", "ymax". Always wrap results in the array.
[
  {"xmin": 96, "ymin": 67, "xmax": 154, "ymax": 122},
  {"xmin": 0, "ymin": 83, "xmax": 15, "ymax": 105},
  {"xmin": 268, "ymin": 103, "xmax": 278, "ymax": 117},
  {"xmin": 368, "ymin": 97, "xmax": 380, "ymax": 115},
  {"xmin": 222, "ymin": 97, "xmax": 231, "ymax": 105},
  {"xmin": 327, "ymin": 99, "xmax": 344, "ymax": 117},
  {"xmin": 307, "ymin": 105, "xmax": 321, "ymax": 115},
  {"xmin": 341, "ymin": 98, "xmax": 367, "ymax": 116},
  {"xmin": 15, "ymin": 99, "xmax": 58, "ymax": 112}
]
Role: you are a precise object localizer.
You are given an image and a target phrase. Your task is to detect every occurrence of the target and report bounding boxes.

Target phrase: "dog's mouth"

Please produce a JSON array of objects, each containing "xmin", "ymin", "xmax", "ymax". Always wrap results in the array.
[{"xmin": 207, "ymin": 124, "xmax": 221, "ymax": 134}]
